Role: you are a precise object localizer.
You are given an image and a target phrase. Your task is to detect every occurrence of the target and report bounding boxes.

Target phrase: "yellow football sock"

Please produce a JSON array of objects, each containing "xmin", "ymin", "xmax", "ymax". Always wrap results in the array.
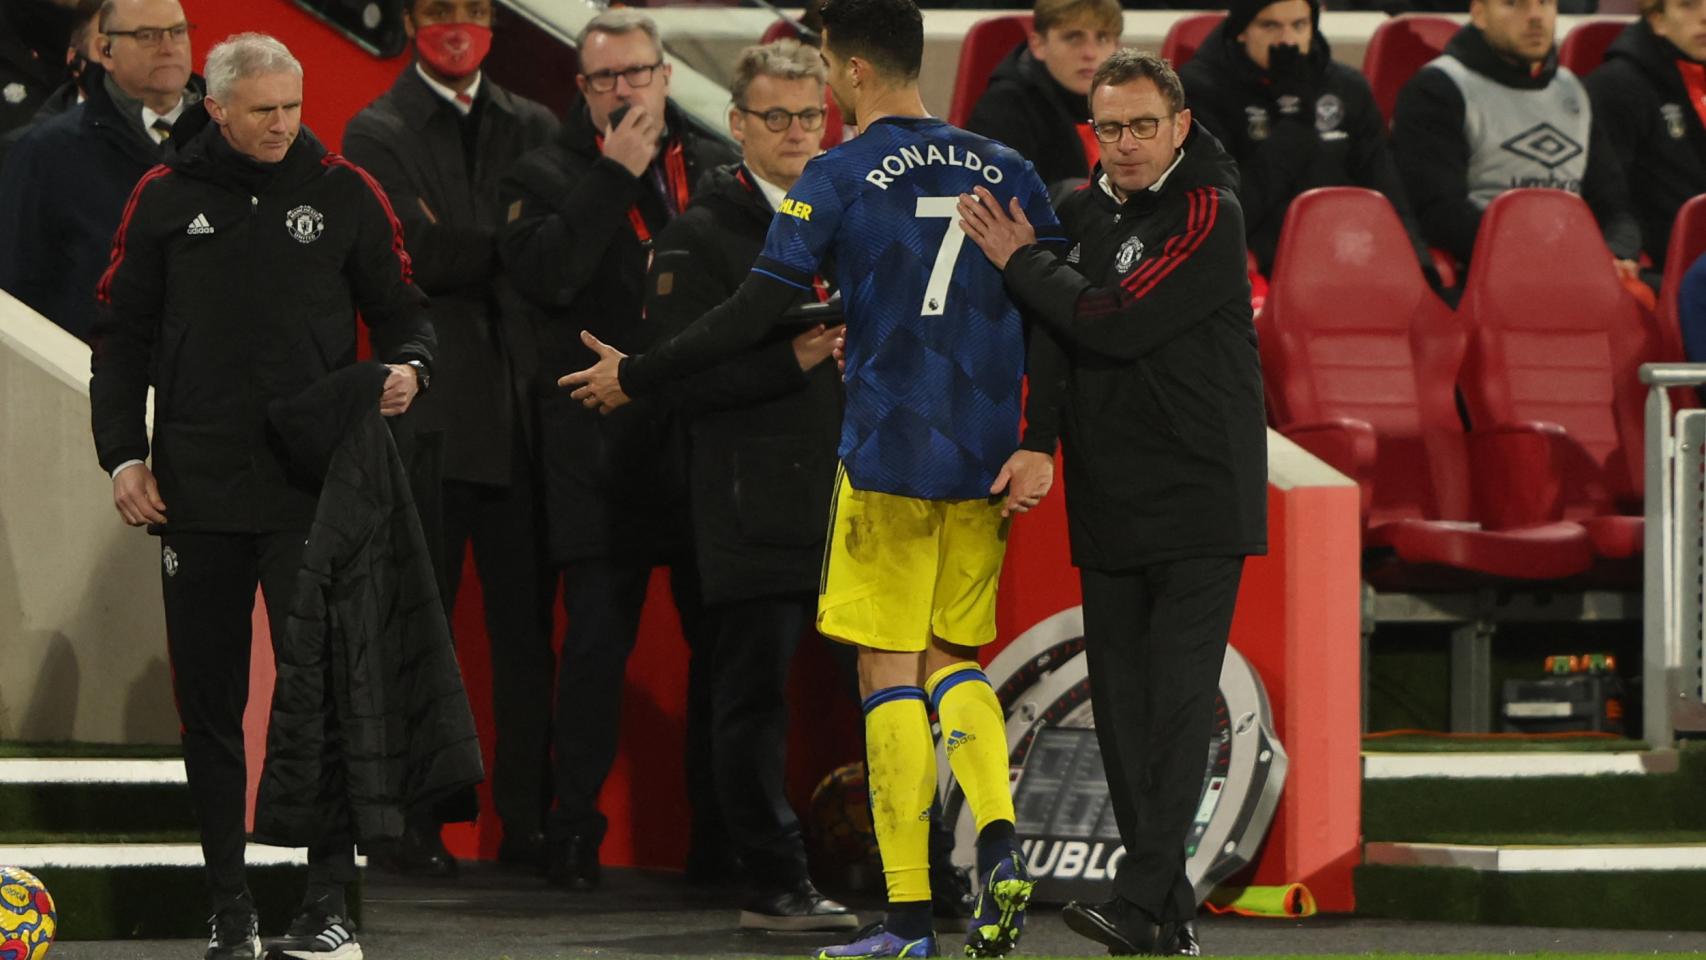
[
  {"xmin": 926, "ymin": 662, "xmax": 1015, "ymax": 833},
  {"xmin": 862, "ymin": 686, "xmax": 936, "ymax": 905}
]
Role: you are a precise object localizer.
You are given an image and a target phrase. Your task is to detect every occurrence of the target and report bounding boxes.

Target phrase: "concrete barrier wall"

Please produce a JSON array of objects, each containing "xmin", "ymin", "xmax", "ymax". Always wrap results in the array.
[{"xmin": 0, "ymin": 292, "xmax": 178, "ymax": 745}]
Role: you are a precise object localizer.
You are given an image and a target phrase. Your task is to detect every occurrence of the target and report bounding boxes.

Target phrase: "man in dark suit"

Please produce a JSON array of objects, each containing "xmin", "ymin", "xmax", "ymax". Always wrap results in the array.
[
  {"xmin": 343, "ymin": 0, "xmax": 560, "ymax": 876},
  {"xmin": 0, "ymin": 0, "xmax": 201, "ymax": 342},
  {"xmin": 499, "ymin": 8, "xmax": 735, "ymax": 889}
]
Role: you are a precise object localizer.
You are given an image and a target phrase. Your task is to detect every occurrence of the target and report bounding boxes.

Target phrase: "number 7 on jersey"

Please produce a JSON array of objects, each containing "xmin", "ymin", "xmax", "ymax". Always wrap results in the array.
[{"xmin": 916, "ymin": 196, "xmax": 969, "ymax": 317}]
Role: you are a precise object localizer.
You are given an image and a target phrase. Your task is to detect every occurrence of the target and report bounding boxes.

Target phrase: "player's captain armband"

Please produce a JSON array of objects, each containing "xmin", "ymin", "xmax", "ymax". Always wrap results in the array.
[{"xmin": 779, "ymin": 198, "xmax": 813, "ymax": 221}]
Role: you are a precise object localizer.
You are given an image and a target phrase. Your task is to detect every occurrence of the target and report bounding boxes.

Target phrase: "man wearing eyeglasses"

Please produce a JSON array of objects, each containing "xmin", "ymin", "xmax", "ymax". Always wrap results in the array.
[
  {"xmin": 958, "ymin": 49, "xmax": 1266, "ymax": 958},
  {"xmin": 640, "ymin": 38, "xmax": 856, "ymax": 933},
  {"xmin": 498, "ymin": 7, "xmax": 736, "ymax": 892},
  {"xmin": 0, "ymin": 0, "xmax": 200, "ymax": 342}
]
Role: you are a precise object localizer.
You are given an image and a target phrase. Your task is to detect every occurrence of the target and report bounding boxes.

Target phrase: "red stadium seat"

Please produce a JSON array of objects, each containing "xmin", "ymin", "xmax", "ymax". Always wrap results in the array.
[
  {"xmin": 1259, "ymin": 187, "xmax": 1594, "ymax": 582},
  {"xmin": 1455, "ymin": 190, "xmax": 1656, "ymax": 560},
  {"xmin": 1659, "ymin": 194, "xmax": 1706, "ymax": 359},
  {"xmin": 1363, "ymin": 15, "xmax": 1461, "ymax": 124},
  {"xmin": 946, "ymin": 14, "xmax": 1032, "ymax": 127},
  {"xmin": 1160, "ymin": 13, "xmax": 1224, "ymax": 68},
  {"xmin": 1559, "ymin": 18, "xmax": 1630, "ymax": 75}
]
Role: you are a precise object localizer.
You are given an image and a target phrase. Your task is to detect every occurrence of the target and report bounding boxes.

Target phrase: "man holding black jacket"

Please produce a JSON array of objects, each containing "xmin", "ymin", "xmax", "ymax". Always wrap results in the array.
[
  {"xmin": 958, "ymin": 50, "xmax": 1267, "ymax": 958},
  {"xmin": 90, "ymin": 32, "xmax": 433, "ymax": 960}
]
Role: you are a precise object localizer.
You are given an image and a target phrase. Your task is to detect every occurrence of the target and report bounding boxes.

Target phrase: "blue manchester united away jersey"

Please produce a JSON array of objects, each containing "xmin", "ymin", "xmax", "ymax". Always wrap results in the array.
[{"xmin": 752, "ymin": 115, "xmax": 1063, "ymax": 501}]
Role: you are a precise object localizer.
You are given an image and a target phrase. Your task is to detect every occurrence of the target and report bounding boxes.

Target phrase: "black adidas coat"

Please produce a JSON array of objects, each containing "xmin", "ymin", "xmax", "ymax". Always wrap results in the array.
[
  {"xmin": 1180, "ymin": 28, "xmax": 1430, "ymax": 276},
  {"xmin": 1586, "ymin": 21, "xmax": 1706, "ymax": 269},
  {"xmin": 89, "ymin": 105, "xmax": 434, "ymax": 534},
  {"xmin": 255, "ymin": 363, "xmax": 483, "ymax": 846},
  {"xmin": 644, "ymin": 163, "xmax": 844, "ymax": 605},
  {"xmin": 498, "ymin": 99, "xmax": 737, "ymax": 562},
  {"xmin": 1003, "ymin": 126, "xmax": 1268, "ymax": 570}
]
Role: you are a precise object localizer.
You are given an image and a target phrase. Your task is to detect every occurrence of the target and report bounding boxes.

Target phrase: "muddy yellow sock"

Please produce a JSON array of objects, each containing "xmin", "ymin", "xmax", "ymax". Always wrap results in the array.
[{"xmin": 862, "ymin": 686, "xmax": 936, "ymax": 909}]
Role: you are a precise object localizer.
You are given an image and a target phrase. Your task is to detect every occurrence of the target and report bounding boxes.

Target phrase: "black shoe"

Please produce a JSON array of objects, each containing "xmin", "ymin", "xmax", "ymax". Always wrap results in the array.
[
  {"xmin": 929, "ymin": 864, "xmax": 974, "ymax": 920},
  {"xmin": 263, "ymin": 902, "xmax": 361, "ymax": 959},
  {"xmin": 1164, "ymin": 920, "xmax": 1200, "ymax": 957},
  {"xmin": 547, "ymin": 833, "xmax": 601, "ymax": 890},
  {"xmin": 740, "ymin": 880, "xmax": 862, "ymax": 932},
  {"xmin": 498, "ymin": 829, "xmax": 549, "ymax": 872},
  {"xmin": 371, "ymin": 821, "xmax": 457, "ymax": 878},
  {"xmin": 1061, "ymin": 898, "xmax": 1166, "ymax": 955},
  {"xmin": 204, "ymin": 902, "xmax": 260, "ymax": 960}
]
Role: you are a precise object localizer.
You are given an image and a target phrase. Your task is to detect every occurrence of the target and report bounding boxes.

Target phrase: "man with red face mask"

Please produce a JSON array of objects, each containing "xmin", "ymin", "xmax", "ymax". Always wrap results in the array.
[{"xmin": 343, "ymin": 0, "xmax": 560, "ymax": 878}]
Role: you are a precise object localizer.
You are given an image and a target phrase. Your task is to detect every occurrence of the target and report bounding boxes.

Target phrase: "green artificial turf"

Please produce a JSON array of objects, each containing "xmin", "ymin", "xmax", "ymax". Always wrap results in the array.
[
  {"xmin": 0, "ymin": 741, "xmax": 182, "ymax": 759},
  {"xmin": 1363, "ymin": 742, "xmax": 1706, "ymax": 841},
  {"xmin": 0, "ymin": 781, "xmax": 196, "ymax": 834},
  {"xmin": 1355, "ymin": 865, "xmax": 1706, "ymax": 930},
  {"xmin": 0, "ymin": 830, "xmax": 201, "ymax": 844}
]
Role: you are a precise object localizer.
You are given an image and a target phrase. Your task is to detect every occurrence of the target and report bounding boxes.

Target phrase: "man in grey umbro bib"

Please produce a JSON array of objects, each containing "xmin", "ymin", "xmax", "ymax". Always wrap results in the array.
[{"xmin": 1391, "ymin": 0, "xmax": 1642, "ymax": 282}]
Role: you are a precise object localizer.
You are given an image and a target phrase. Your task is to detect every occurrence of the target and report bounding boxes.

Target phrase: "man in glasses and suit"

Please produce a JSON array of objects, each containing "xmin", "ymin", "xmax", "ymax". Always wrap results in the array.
[{"xmin": 498, "ymin": 7, "xmax": 736, "ymax": 891}]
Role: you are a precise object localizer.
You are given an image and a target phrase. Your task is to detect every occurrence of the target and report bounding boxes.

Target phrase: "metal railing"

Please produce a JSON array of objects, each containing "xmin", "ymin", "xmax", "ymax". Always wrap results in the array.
[{"xmin": 1641, "ymin": 363, "xmax": 1706, "ymax": 747}]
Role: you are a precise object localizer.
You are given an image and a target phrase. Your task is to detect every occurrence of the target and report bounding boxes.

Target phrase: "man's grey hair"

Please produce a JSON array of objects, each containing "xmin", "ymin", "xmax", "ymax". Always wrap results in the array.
[
  {"xmin": 576, "ymin": 9, "xmax": 662, "ymax": 58},
  {"xmin": 204, "ymin": 33, "xmax": 302, "ymax": 103},
  {"xmin": 729, "ymin": 39, "xmax": 826, "ymax": 106},
  {"xmin": 1088, "ymin": 48, "xmax": 1184, "ymax": 115}
]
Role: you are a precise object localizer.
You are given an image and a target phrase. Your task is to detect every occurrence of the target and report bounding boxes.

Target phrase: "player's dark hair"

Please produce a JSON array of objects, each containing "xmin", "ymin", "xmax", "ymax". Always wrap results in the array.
[
  {"xmin": 1089, "ymin": 49, "xmax": 1185, "ymax": 115},
  {"xmin": 818, "ymin": 0, "xmax": 924, "ymax": 82}
]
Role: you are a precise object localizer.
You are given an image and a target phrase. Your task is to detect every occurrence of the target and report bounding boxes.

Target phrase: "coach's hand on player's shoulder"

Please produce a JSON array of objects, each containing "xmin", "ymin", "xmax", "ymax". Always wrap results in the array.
[
  {"xmin": 991, "ymin": 448, "xmax": 1055, "ymax": 518},
  {"xmin": 793, "ymin": 324, "xmax": 844, "ymax": 372},
  {"xmin": 832, "ymin": 331, "xmax": 846, "ymax": 379},
  {"xmin": 113, "ymin": 462, "xmax": 168, "ymax": 527},
  {"xmin": 559, "ymin": 330, "xmax": 632, "ymax": 414},
  {"xmin": 958, "ymin": 185, "xmax": 1035, "ymax": 271},
  {"xmin": 602, "ymin": 105, "xmax": 664, "ymax": 178}
]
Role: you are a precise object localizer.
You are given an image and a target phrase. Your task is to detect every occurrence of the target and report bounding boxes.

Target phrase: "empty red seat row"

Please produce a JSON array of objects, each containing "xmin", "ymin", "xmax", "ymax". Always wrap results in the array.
[{"xmin": 1257, "ymin": 187, "xmax": 1693, "ymax": 587}]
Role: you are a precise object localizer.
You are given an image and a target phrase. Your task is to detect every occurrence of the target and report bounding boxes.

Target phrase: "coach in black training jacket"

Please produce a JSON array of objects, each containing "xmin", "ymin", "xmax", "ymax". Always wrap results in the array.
[
  {"xmin": 88, "ymin": 36, "xmax": 431, "ymax": 950},
  {"xmin": 961, "ymin": 50, "xmax": 1264, "ymax": 958}
]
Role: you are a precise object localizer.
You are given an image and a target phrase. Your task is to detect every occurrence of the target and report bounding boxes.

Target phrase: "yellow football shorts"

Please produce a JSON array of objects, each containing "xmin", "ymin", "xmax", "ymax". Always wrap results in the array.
[{"xmin": 817, "ymin": 465, "xmax": 1011, "ymax": 652}]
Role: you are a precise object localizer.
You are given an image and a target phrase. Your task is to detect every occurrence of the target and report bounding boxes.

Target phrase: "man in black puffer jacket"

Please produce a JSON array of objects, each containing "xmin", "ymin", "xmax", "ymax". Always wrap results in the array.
[
  {"xmin": 497, "ymin": 8, "xmax": 736, "ymax": 889},
  {"xmin": 642, "ymin": 40, "xmax": 855, "ymax": 933},
  {"xmin": 1586, "ymin": 0, "xmax": 1706, "ymax": 271},
  {"xmin": 1179, "ymin": 0, "xmax": 1432, "ymax": 278},
  {"xmin": 89, "ymin": 33, "xmax": 433, "ymax": 960},
  {"xmin": 960, "ymin": 51, "xmax": 1265, "ymax": 959}
]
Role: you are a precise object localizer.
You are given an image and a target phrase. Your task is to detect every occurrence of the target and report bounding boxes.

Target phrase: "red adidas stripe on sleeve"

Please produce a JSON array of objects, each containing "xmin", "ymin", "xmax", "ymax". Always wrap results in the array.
[
  {"xmin": 96, "ymin": 164, "xmax": 173, "ymax": 304},
  {"xmin": 323, "ymin": 154, "xmax": 414, "ymax": 282}
]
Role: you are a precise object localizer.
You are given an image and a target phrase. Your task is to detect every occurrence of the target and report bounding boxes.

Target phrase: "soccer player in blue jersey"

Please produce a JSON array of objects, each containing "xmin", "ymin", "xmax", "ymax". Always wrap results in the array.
[{"xmin": 562, "ymin": 0, "xmax": 1061, "ymax": 955}]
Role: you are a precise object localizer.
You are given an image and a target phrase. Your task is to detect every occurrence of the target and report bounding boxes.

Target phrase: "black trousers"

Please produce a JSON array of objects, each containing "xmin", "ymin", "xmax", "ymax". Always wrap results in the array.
[
  {"xmin": 158, "ymin": 530, "xmax": 357, "ymax": 909},
  {"xmin": 1080, "ymin": 556, "xmax": 1245, "ymax": 923},
  {"xmin": 442, "ymin": 454, "xmax": 554, "ymax": 838},
  {"xmin": 548, "ymin": 556, "xmax": 717, "ymax": 841},
  {"xmin": 708, "ymin": 594, "xmax": 814, "ymax": 889}
]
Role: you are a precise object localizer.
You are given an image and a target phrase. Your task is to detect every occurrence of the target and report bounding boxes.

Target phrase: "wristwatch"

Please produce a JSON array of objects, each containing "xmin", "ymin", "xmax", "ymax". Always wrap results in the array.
[{"xmin": 404, "ymin": 359, "xmax": 431, "ymax": 393}]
